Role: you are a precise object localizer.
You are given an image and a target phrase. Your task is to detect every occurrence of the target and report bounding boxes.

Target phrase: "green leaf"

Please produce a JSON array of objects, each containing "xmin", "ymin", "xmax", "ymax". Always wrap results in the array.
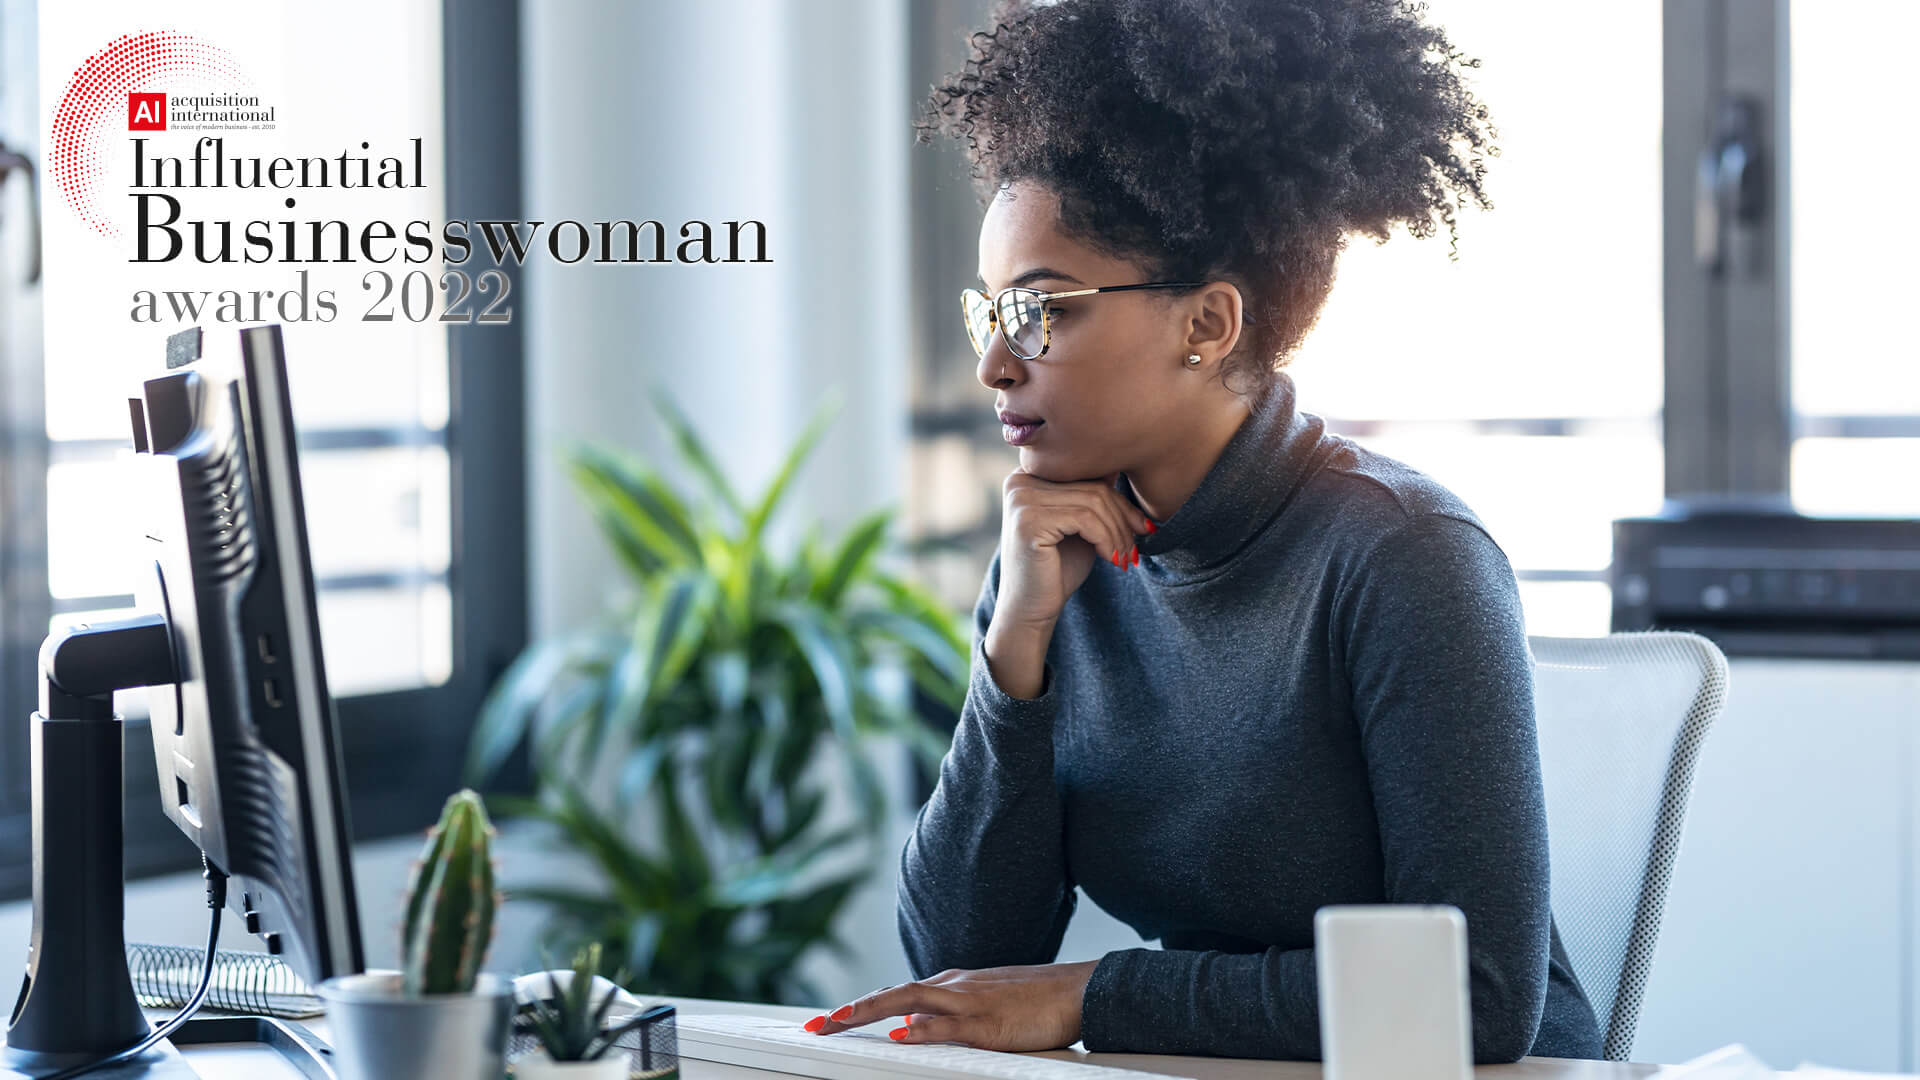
[
  {"xmin": 783, "ymin": 522, "xmax": 825, "ymax": 598},
  {"xmin": 623, "ymin": 912, "xmax": 665, "ymax": 984},
  {"xmin": 712, "ymin": 860, "xmax": 807, "ymax": 908},
  {"xmin": 647, "ymin": 385, "xmax": 746, "ymax": 527},
  {"xmin": 722, "ymin": 393, "xmax": 841, "ymax": 630},
  {"xmin": 905, "ymin": 652, "xmax": 966, "ymax": 714},
  {"xmin": 701, "ymin": 650, "xmax": 750, "ymax": 714},
  {"xmin": 712, "ymin": 821, "xmax": 862, "ymax": 908},
  {"xmin": 647, "ymin": 572, "xmax": 722, "ymax": 716},
  {"xmin": 788, "ymin": 820, "xmax": 865, "ymax": 869},
  {"xmin": 568, "ymin": 457, "xmax": 694, "ymax": 576},
  {"xmin": 743, "ymin": 393, "xmax": 840, "ymax": 547},
  {"xmin": 577, "ymin": 497, "xmax": 667, "ymax": 583},
  {"xmin": 654, "ymin": 763, "xmax": 712, "ymax": 892},
  {"xmin": 463, "ymin": 630, "xmax": 619, "ymax": 786},
  {"xmin": 744, "ymin": 675, "xmax": 790, "ymax": 807},
  {"xmin": 485, "ymin": 793, "xmax": 545, "ymax": 821},
  {"xmin": 614, "ymin": 737, "xmax": 673, "ymax": 813},
  {"xmin": 763, "ymin": 868, "xmax": 866, "ymax": 942},
  {"xmin": 746, "ymin": 547, "xmax": 777, "ymax": 624},
  {"xmin": 845, "ymin": 607, "xmax": 968, "ymax": 690},
  {"xmin": 837, "ymin": 739, "xmax": 887, "ymax": 827},
  {"xmin": 768, "ymin": 601, "xmax": 858, "ymax": 743},
  {"xmin": 541, "ymin": 676, "xmax": 611, "ymax": 781},
  {"xmin": 608, "ymin": 569, "xmax": 719, "ymax": 740},
  {"xmin": 767, "ymin": 692, "xmax": 821, "ymax": 790},
  {"xmin": 769, "ymin": 786, "xmax": 825, "ymax": 850},
  {"xmin": 811, "ymin": 507, "xmax": 894, "ymax": 609},
  {"xmin": 867, "ymin": 571, "xmax": 968, "ymax": 655},
  {"xmin": 506, "ymin": 886, "xmax": 629, "ymax": 924},
  {"xmin": 701, "ymin": 736, "xmax": 742, "ymax": 833},
  {"xmin": 897, "ymin": 714, "xmax": 955, "ymax": 775},
  {"xmin": 547, "ymin": 784, "xmax": 676, "ymax": 911},
  {"xmin": 568, "ymin": 443, "xmax": 706, "ymax": 567}
]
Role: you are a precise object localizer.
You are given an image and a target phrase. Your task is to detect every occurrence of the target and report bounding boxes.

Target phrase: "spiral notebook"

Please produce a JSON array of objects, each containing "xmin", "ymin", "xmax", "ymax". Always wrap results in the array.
[{"xmin": 125, "ymin": 942, "xmax": 323, "ymax": 1019}]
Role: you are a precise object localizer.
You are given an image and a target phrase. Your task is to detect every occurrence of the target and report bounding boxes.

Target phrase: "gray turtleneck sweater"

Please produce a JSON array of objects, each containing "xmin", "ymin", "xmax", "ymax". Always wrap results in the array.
[{"xmin": 895, "ymin": 371, "xmax": 1603, "ymax": 1062}]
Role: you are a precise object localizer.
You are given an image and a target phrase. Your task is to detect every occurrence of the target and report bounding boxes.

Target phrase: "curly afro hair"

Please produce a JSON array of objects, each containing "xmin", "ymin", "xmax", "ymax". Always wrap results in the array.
[{"xmin": 914, "ymin": 0, "xmax": 1500, "ymax": 397}]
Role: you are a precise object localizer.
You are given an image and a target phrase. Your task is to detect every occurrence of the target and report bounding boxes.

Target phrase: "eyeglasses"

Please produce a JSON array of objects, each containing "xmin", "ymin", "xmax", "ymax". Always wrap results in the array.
[{"xmin": 961, "ymin": 280, "xmax": 1206, "ymax": 361}]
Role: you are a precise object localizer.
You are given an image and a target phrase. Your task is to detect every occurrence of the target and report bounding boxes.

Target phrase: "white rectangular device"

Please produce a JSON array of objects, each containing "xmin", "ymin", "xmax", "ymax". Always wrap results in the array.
[
  {"xmin": 1315, "ymin": 904, "xmax": 1474, "ymax": 1080},
  {"xmin": 675, "ymin": 1011, "xmax": 1198, "ymax": 1080}
]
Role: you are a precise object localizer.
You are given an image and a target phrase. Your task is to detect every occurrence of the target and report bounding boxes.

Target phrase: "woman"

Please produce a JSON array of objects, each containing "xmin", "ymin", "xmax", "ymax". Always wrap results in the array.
[{"xmin": 802, "ymin": 0, "xmax": 1603, "ymax": 1062}]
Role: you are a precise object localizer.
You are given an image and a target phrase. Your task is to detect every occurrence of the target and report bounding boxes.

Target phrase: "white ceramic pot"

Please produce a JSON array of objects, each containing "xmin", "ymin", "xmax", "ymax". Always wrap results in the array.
[
  {"xmin": 510, "ymin": 1051, "xmax": 630, "ymax": 1080},
  {"xmin": 315, "ymin": 969, "xmax": 515, "ymax": 1080}
]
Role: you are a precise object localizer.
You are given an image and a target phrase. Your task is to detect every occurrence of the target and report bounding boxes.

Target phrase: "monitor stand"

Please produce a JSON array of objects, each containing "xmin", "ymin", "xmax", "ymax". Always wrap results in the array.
[{"xmin": 0, "ymin": 616, "xmax": 336, "ymax": 1079}]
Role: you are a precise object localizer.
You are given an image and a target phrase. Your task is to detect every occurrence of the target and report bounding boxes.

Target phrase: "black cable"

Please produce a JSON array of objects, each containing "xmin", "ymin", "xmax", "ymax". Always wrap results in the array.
[{"xmin": 38, "ymin": 855, "xmax": 229, "ymax": 1080}]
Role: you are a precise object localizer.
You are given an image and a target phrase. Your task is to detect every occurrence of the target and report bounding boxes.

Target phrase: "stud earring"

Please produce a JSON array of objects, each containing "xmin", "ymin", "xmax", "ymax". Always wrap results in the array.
[{"xmin": 1185, "ymin": 353, "xmax": 1202, "ymax": 367}]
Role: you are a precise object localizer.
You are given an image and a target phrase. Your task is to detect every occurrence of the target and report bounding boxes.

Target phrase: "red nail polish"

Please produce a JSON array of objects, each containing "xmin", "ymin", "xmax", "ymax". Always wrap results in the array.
[
  {"xmin": 1131, "ymin": 547, "xmax": 1139, "ymax": 567},
  {"xmin": 890, "ymin": 1027, "xmax": 910, "ymax": 1041},
  {"xmin": 804, "ymin": 1015, "xmax": 825, "ymax": 1032},
  {"xmin": 830, "ymin": 1005, "xmax": 853, "ymax": 1022},
  {"xmin": 1145, "ymin": 519, "xmax": 1158, "ymax": 533},
  {"xmin": 1111, "ymin": 550, "xmax": 1120, "ymax": 566}
]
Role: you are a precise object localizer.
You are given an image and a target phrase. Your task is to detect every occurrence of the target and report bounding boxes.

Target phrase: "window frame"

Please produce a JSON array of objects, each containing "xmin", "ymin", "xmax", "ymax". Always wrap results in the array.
[
  {"xmin": 0, "ymin": 0, "xmax": 529, "ymax": 898},
  {"xmin": 1662, "ymin": 0, "xmax": 1793, "ymax": 500}
]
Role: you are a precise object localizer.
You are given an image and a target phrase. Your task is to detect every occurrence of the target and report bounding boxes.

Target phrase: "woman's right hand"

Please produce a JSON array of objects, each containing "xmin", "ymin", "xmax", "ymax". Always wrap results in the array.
[{"xmin": 993, "ymin": 463, "xmax": 1154, "ymax": 633}]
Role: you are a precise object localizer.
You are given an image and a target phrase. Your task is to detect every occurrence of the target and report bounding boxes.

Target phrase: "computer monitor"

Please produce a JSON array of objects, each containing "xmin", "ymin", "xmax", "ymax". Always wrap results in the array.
[
  {"xmin": 3, "ymin": 323, "xmax": 365, "ymax": 1076},
  {"xmin": 130, "ymin": 323, "xmax": 365, "ymax": 986}
]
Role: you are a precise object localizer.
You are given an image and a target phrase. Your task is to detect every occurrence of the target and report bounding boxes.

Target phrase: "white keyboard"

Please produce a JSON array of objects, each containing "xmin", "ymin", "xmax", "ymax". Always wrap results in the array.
[{"xmin": 673, "ymin": 1011, "xmax": 1197, "ymax": 1080}]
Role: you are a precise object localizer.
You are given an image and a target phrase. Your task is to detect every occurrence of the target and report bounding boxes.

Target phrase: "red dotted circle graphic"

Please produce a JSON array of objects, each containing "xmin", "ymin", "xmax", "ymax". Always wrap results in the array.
[{"xmin": 49, "ymin": 32, "xmax": 254, "ymax": 238}]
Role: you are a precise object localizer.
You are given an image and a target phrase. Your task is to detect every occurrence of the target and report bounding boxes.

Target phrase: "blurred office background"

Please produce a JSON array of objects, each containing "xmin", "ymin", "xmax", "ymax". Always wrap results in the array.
[{"xmin": 0, "ymin": 0, "xmax": 1916, "ymax": 1071}]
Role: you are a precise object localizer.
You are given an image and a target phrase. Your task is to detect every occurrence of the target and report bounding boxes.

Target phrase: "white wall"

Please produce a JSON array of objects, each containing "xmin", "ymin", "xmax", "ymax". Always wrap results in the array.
[{"xmin": 1632, "ymin": 656, "xmax": 1920, "ymax": 1072}]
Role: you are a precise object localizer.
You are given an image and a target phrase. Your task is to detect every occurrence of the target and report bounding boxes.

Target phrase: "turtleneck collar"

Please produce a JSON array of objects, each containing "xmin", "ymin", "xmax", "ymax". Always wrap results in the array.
[{"xmin": 1117, "ymin": 371, "xmax": 1332, "ymax": 586}]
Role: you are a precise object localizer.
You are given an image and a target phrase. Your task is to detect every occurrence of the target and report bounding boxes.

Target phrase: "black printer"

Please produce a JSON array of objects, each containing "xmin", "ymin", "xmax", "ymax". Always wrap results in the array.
[{"xmin": 1610, "ymin": 495, "xmax": 1920, "ymax": 660}]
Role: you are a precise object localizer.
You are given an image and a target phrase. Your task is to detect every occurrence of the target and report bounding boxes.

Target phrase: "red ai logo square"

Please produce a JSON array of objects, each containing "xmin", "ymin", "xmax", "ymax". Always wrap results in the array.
[{"xmin": 128, "ymin": 93, "xmax": 166, "ymax": 131}]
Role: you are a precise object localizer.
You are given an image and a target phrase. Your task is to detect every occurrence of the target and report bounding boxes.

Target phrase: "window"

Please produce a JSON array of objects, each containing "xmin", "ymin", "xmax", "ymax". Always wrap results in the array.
[
  {"xmin": 0, "ymin": 0, "xmax": 528, "ymax": 895},
  {"xmin": 1288, "ymin": 0, "xmax": 1666, "ymax": 638},
  {"xmin": 1786, "ymin": 0, "xmax": 1920, "ymax": 519},
  {"xmin": 37, "ymin": 5, "xmax": 455, "ymax": 703}
]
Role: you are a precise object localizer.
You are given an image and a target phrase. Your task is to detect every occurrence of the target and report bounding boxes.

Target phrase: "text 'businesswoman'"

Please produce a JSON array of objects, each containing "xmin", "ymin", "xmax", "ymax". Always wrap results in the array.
[{"xmin": 800, "ymin": 0, "xmax": 1604, "ymax": 1063}]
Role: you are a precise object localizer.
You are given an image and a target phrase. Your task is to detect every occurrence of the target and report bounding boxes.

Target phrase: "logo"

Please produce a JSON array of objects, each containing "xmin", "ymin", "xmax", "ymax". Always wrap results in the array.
[
  {"xmin": 128, "ymin": 93, "xmax": 165, "ymax": 131},
  {"xmin": 50, "ymin": 32, "xmax": 259, "ymax": 238}
]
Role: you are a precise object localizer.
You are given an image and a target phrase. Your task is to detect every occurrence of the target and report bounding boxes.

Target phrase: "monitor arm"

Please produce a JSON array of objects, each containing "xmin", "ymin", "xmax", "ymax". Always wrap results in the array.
[{"xmin": 5, "ymin": 614, "xmax": 176, "ymax": 1066}]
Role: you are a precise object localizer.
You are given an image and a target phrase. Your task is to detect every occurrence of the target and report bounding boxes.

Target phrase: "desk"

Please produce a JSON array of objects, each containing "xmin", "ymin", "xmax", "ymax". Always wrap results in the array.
[{"xmin": 161, "ymin": 996, "xmax": 1670, "ymax": 1078}]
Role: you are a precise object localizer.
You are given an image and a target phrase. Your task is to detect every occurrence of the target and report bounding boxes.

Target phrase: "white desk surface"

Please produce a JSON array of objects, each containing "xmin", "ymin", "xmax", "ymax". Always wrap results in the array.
[{"xmin": 160, "ymin": 995, "xmax": 1666, "ymax": 1079}]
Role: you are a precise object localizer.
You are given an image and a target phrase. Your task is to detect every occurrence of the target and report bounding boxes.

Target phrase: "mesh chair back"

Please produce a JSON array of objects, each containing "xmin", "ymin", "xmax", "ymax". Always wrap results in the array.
[{"xmin": 1529, "ymin": 631, "xmax": 1729, "ymax": 1061}]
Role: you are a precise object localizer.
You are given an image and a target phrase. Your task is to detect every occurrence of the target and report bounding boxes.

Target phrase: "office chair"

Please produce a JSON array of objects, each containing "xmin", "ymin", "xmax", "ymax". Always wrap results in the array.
[{"xmin": 1529, "ymin": 630, "xmax": 1729, "ymax": 1062}]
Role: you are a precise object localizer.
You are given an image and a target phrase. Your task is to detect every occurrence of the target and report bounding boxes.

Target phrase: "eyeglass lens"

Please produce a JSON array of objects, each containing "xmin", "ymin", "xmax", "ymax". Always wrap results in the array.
[{"xmin": 962, "ymin": 288, "xmax": 1047, "ymax": 360}]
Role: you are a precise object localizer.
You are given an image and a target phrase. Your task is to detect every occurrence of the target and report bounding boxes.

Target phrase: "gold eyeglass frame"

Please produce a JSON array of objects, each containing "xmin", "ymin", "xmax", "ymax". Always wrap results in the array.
[{"xmin": 961, "ymin": 281, "xmax": 1206, "ymax": 360}]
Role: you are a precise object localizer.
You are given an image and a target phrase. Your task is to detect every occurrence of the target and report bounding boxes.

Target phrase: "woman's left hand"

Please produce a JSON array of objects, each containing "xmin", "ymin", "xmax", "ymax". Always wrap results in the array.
[{"xmin": 802, "ymin": 960, "xmax": 1102, "ymax": 1051}]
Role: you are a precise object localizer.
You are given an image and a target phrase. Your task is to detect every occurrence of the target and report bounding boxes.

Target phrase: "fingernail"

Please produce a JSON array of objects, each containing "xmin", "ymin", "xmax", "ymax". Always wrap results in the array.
[
  {"xmin": 890, "ymin": 1027, "xmax": 911, "ymax": 1041},
  {"xmin": 830, "ymin": 1005, "xmax": 853, "ymax": 1022},
  {"xmin": 1131, "ymin": 547, "xmax": 1139, "ymax": 567},
  {"xmin": 1145, "ymin": 519, "xmax": 1157, "ymax": 533},
  {"xmin": 804, "ymin": 1015, "xmax": 826, "ymax": 1032},
  {"xmin": 1111, "ymin": 549, "xmax": 1120, "ymax": 566}
]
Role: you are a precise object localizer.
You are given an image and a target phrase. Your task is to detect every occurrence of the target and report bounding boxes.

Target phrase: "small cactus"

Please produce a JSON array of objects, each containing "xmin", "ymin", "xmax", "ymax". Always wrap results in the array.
[{"xmin": 400, "ymin": 789, "xmax": 503, "ymax": 996}]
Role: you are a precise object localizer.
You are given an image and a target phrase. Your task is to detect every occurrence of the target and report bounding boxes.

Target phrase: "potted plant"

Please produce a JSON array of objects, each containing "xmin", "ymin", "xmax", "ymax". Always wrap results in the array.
[
  {"xmin": 462, "ymin": 385, "xmax": 969, "ymax": 1004},
  {"xmin": 511, "ymin": 943, "xmax": 657, "ymax": 1079},
  {"xmin": 317, "ymin": 790, "xmax": 514, "ymax": 1080}
]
